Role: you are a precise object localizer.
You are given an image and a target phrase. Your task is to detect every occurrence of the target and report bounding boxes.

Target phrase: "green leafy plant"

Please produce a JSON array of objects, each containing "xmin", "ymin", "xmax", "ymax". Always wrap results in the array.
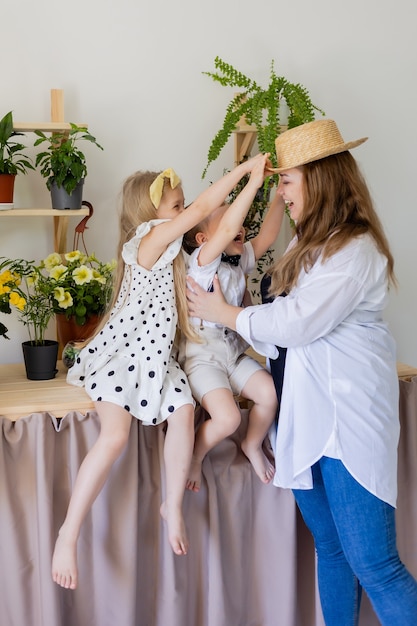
[
  {"xmin": 202, "ymin": 57, "xmax": 325, "ymax": 178},
  {"xmin": 42, "ymin": 249, "xmax": 115, "ymax": 325},
  {"xmin": 34, "ymin": 123, "xmax": 103, "ymax": 194},
  {"xmin": 202, "ymin": 58, "xmax": 325, "ymax": 294},
  {"xmin": 0, "ymin": 111, "xmax": 35, "ymax": 175},
  {"xmin": 0, "ymin": 250, "xmax": 115, "ymax": 344},
  {"xmin": 0, "ymin": 258, "xmax": 57, "ymax": 345}
]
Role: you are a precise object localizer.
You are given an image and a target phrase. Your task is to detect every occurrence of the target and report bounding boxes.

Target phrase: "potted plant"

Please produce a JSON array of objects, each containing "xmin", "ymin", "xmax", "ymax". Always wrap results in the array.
[
  {"xmin": 0, "ymin": 257, "xmax": 59, "ymax": 379},
  {"xmin": 42, "ymin": 249, "xmax": 116, "ymax": 347},
  {"xmin": 0, "ymin": 111, "xmax": 35, "ymax": 208},
  {"xmin": 0, "ymin": 250, "xmax": 115, "ymax": 377},
  {"xmin": 202, "ymin": 57, "xmax": 325, "ymax": 178},
  {"xmin": 202, "ymin": 57, "xmax": 325, "ymax": 292},
  {"xmin": 34, "ymin": 123, "xmax": 103, "ymax": 209}
]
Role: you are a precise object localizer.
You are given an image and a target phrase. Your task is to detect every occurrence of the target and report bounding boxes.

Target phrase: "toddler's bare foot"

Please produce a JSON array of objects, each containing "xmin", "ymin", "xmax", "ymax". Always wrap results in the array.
[
  {"xmin": 241, "ymin": 439, "xmax": 275, "ymax": 484},
  {"xmin": 160, "ymin": 502, "xmax": 189, "ymax": 556},
  {"xmin": 185, "ymin": 455, "xmax": 202, "ymax": 492},
  {"xmin": 51, "ymin": 531, "xmax": 78, "ymax": 590}
]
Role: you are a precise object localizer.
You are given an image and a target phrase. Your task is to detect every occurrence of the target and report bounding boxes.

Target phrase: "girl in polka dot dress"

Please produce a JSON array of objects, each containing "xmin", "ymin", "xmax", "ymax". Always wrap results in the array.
[{"xmin": 52, "ymin": 155, "xmax": 271, "ymax": 590}]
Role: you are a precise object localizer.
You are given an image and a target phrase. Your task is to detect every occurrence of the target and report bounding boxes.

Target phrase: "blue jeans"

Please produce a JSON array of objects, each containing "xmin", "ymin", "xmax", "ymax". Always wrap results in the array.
[{"xmin": 293, "ymin": 457, "xmax": 417, "ymax": 626}]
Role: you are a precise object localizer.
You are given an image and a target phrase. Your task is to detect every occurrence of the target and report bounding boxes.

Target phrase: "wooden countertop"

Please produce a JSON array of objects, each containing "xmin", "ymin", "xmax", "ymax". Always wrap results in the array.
[
  {"xmin": 397, "ymin": 361, "xmax": 417, "ymax": 382},
  {"xmin": 0, "ymin": 358, "xmax": 416, "ymax": 422},
  {"xmin": 0, "ymin": 361, "xmax": 94, "ymax": 421}
]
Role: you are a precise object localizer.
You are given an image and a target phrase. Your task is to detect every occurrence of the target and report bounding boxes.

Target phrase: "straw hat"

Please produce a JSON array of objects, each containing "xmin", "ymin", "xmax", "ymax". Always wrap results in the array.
[{"xmin": 268, "ymin": 119, "xmax": 368, "ymax": 173}]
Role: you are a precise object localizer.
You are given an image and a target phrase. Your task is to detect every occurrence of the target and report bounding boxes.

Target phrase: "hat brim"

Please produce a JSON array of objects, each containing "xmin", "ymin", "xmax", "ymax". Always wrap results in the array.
[{"xmin": 267, "ymin": 137, "xmax": 368, "ymax": 174}]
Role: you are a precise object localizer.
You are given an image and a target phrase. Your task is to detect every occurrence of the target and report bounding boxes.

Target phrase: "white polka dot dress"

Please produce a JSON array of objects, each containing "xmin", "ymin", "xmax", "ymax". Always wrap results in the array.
[{"xmin": 67, "ymin": 219, "xmax": 194, "ymax": 425}]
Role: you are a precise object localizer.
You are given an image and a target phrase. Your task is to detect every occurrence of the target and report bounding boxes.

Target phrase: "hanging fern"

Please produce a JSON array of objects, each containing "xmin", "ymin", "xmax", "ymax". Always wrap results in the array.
[
  {"xmin": 202, "ymin": 57, "xmax": 325, "ymax": 178},
  {"xmin": 203, "ymin": 58, "xmax": 325, "ymax": 295}
]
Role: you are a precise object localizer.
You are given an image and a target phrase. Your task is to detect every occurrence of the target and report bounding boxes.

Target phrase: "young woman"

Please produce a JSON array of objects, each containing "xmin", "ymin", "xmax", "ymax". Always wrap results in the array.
[{"xmin": 186, "ymin": 119, "xmax": 417, "ymax": 625}]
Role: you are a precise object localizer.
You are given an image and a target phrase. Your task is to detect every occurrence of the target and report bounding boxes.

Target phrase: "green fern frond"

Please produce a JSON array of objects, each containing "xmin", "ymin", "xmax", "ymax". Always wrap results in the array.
[
  {"xmin": 283, "ymin": 82, "xmax": 324, "ymax": 128},
  {"xmin": 202, "ymin": 57, "xmax": 324, "ymax": 178},
  {"xmin": 202, "ymin": 95, "xmax": 251, "ymax": 178},
  {"xmin": 205, "ymin": 56, "xmax": 259, "ymax": 92}
]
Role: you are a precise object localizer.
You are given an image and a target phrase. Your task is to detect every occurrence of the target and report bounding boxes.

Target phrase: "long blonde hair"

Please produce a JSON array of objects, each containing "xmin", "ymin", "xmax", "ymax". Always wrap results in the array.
[
  {"xmin": 81, "ymin": 170, "xmax": 198, "ymax": 345},
  {"xmin": 269, "ymin": 152, "xmax": 396, "ymax": 296}
]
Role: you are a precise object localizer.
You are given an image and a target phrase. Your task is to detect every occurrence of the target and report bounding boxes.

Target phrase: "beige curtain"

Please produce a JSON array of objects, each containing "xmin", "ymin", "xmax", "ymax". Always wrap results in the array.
[{"xmin": 1, "ymin": 379, "xmax": 416, "ymax": 626}]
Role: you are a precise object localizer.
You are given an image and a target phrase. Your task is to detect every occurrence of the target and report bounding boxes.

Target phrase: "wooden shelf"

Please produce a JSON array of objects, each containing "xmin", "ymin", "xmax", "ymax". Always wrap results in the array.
[
  {"xmin": 0, "ymin": 361, "xmax": 94, "ymax": 421},
  {"xmin": 0, "ymin": 207, "xmax": 90, "ymax": 217},
  {"xmin": 13, "ymin": 121, "xmax": 85, "ymax": 132},
  {"xmin": 1, "ymin": 89, "xmax": 92, "ymax": 253},
  {"xmin": 232, "ymin": 121, "xmax": 287, "ymax": 165}
]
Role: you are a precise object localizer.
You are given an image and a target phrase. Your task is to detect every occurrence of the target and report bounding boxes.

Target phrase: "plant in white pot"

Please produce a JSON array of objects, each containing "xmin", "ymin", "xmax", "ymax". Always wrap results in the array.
[
  {"xmin": 0, "ymin": 111, "xmax": 35, "ymax": 208},
  {"xmin": 34, "ymin": 123, "xmax": 103, "ymax": 209}
]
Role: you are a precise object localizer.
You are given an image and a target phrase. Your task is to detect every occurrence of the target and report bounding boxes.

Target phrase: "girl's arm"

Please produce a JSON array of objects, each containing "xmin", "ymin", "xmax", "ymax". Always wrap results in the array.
[
  {"xmin": 147, "ymin": 154, "xmax": 270, "ymax": 260},
  {"xmin": 250, "ymin": 191, "xmax": 286, "ymax": 262},
  {"xmin": 198, "ymin": 156, "xmax": 269, "ymax": 266}
]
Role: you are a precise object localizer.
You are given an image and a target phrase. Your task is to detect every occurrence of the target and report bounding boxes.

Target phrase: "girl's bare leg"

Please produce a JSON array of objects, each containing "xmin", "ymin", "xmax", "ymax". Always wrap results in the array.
[
  {"xmin": 240, "ymin": 370, "xmax": 277, "ymax": 484},
  {"xmin": 52, "ymin": 402, "xmax": 132, "ymax": 590},
  {"xmin": 161, "ymin": 404, "xmax": 195, "ymax": 555},
  {"xmin": 186, "ymin": 389, "xmax": 241, "ymax": 492}
]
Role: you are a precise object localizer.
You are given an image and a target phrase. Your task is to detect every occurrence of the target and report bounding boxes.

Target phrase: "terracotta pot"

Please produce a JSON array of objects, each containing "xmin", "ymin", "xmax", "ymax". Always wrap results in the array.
[
  {"xmin": 0, "ymin": 174, "xmax": 16, "ymax": 206},
  {"xmin": 56, "ymin": 313, "xmax": 102, "ymax": 348},
  {"xmin": 22, "ymin": 340, "xmax": 59, "ymax": 380}
]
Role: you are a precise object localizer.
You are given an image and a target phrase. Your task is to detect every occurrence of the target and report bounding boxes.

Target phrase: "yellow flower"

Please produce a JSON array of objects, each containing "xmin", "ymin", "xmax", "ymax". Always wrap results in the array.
[
  {"xmin": 65, "ymin": 250, "xmax": 84, "ymax": 263},
  {"xmin": 1, "ymin": 250, "xmax": 115, "ymax": 341},
  {"xmin": 43, "ymin": 252, "xmax": 62, "ymax": 270},
  {"xmin": 0, "ymin": 270, "xmax": 20, "ymax": 287},
  {"xmin": 53, "ymin": 287, "xmax": 73, "ymax": 309},
  {"xmin": 49, "ymin": 264, "xmax": 68, "ymax": 280},
  {"xmin": 9, "ymin": 291, "xmax": 26, "ymax": 311},
  {"xmin": 0, "ymin": 270, "xmax": 12, "ymax": 284},
  {"xmin": 73, "ymin": 265, "xmax": 93, "ymax": 285},
  {"xmin": 92, "ymin": 270, "xmax": 106, "ymax": 284},
  {"xmin": 27, "ymin": 273, "xmax": 39, "ymax": 287}
]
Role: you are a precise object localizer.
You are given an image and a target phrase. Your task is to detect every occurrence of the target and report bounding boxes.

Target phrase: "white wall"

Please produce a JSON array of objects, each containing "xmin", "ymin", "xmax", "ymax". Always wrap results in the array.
[{"xmin": 2, "ymin": 0, "xmax": 416, "ymax": 365}]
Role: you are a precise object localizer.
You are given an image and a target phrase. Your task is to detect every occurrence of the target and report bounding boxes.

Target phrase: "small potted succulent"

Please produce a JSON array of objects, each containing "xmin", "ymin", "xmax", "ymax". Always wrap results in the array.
[
  {"xmin": 34, "ymin": 123, "xmax": 103, "ymax": 209},
  {"xmin": 0, "ymin": 111, "xmax": 35, "ymax": 208}
]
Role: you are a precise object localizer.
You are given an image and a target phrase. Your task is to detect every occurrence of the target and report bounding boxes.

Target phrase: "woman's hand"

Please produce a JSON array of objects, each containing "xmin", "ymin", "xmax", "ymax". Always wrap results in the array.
[{"xmin": 186, "ymin": 275, "xmax": 242, "ymax": 330}]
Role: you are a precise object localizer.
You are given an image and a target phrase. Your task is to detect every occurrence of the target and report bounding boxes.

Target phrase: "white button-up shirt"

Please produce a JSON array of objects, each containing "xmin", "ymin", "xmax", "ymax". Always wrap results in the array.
[{"xmin": 236, "ymin": 234, "xmax": 400, "ymax": 506}]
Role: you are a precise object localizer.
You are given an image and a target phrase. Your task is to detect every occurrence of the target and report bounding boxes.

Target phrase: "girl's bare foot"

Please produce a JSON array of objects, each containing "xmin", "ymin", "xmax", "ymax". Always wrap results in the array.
[
  {"xmin": 185, "ymin": 456, "xmax": 202, "ymax": 492},
  {"xmin": 160, "ymin": 502, "xmax": 189, "ymax": 555},
  {"xmin": 241, "ymin": 439, "xmax": 275, "ymax": 484},
  {"xmin": 51, "ymin": 531, "xmax": 78, "ymax": 590}
]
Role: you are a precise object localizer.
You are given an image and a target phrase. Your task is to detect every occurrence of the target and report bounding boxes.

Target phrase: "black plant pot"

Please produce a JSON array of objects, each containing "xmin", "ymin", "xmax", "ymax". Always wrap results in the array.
[
  {"xmin": 22, "ymin": 340, "xmax": 59, "ymax": 380},
  {"xmin": 50, "ymin": 179, "xmax": 84, "ymax": 210}
]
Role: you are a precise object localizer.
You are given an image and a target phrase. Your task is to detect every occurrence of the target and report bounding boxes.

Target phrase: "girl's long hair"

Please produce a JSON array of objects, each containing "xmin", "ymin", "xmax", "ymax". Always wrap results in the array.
[
  {"xmin": 80, "ymin": 170, "xmax": 198, "ymax": 345},
  {"xmin": 269, "ymin": 152, "xmax": 396, "ymax": 296}
]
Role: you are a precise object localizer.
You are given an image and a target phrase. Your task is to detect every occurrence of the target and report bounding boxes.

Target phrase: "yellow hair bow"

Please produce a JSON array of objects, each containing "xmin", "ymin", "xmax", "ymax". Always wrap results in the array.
[{"xmin": 149, "ymin": 168, "xmax": 181, "ymax": 209}]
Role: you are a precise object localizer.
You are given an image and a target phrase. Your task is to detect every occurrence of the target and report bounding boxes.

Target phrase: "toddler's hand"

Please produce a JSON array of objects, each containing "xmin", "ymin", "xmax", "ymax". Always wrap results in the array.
[
  {"xmin": 244, "ymin": 153, "xmax": 269, "ymax": 174},
  {"xmin": 248, "ymin": 153, "xmax": 270, "ymax": 188}
]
